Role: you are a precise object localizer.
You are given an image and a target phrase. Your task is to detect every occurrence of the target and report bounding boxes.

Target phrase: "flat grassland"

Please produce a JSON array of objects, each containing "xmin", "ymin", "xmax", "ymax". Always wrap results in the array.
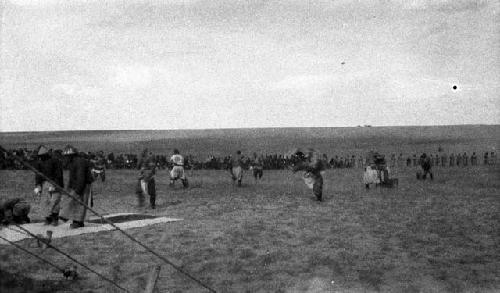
[{"xmin": 0, "ymin": 126, "xmax": 499, "ymax": 292}]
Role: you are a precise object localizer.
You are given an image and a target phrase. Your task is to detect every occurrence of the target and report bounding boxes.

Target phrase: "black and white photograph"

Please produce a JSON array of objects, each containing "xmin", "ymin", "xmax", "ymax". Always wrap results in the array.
[{"xmin": 0, "ymin": 0, "xmax": 499, "ymax": 292}]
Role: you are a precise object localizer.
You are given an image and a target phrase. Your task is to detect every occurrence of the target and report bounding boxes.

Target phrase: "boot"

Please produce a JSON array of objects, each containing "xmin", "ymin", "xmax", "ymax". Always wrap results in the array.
[
  {"xmin": 44, "ymin": 216, "xmax": 52, "ymax": 225},
  {"xmin": 51, "ymin": 213, "xmax": 59, "ymax": 226},
  {"xmin": 70, "ymin": 221, "xmax": 84, "ymax": 229}
]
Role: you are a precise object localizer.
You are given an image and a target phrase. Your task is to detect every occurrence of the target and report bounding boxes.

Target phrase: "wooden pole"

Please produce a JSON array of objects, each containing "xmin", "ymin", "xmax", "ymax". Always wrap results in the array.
[{"xmin": 144, "ymin": 265, "xmax": 161, "ymax": 293}]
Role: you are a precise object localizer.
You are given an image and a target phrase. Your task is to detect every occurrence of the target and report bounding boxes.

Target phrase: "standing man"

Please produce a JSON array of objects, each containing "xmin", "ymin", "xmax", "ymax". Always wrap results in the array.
[
  {"xmin": 33, "ymin": 145, "xmax": 64, "ymax": 226},
  {"xmin": 449, "ymin": 153, "xmax": 455, "ymax": 167},
  {"xmin": 441, "ymin": 152, "xmax": 448, "ymax": 167},
  {"xmin": 471, "ymin": 152, "xmax": 477, "ymax": 166},
  {"xmin": 90, "ymin": 151, "xmax": 106, "ymax": 182},
  {"xmin": 229, "ymin": 150, "xmax": 245, "ymax": 187},
  {"xmin": 419, "ymin": 153, "xmax": 433, "ymax": 180},
  {"xmin": 170, "ymin": 149, "xmax": 188, "ymax": 188},
  {"xmin": 60, "ymin": 145, "xmax": 93, "ymax": 229},
  {"xmin": 291, "ymin": 149, "xmax": 326, "ymax": 202},
  {"xmin": 250, "ymin": 152, "xmax": 264, "ymax": 183},
  {"xmin": 136, "ymin": 149, "xmax": 157, "ymax": 209}
]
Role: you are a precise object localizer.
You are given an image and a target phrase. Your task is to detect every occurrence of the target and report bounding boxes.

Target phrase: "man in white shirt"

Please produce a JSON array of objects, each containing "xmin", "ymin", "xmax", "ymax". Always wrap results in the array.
[{"xmin": 170, "ymin": 149, "xmax": 188, "ymax": 188}]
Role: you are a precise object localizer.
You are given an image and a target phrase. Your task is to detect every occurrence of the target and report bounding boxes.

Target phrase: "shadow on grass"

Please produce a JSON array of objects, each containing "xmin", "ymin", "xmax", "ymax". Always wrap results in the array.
[{"xmin": 0, "ymin": 269, "xmax": 68, "ymax": 293}]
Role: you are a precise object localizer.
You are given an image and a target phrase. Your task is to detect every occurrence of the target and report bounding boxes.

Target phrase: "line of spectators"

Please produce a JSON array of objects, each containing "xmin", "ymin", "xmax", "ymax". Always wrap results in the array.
[{"xmin": 0, "ymin": 147, "xmax": 497, "ymax": 171}]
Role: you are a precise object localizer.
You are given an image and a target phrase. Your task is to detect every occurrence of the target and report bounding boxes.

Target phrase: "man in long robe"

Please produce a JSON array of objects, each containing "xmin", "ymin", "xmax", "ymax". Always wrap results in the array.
[
  {"xmin": 136, "ymin": 149, "xmax": 157, "ymax": 209},
  {"xmin": 60, "ymin": 145, "xmax": 94, "ymax": 229}
]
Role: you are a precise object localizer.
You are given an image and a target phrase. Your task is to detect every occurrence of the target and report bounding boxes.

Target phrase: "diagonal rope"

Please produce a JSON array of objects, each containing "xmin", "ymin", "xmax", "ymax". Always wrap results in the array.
[
  {"xmin": 11, "ymin": 224, "xmax": 131, "ymax": 293},
  {"xmin": 0, "ymin": 145, "xmax": 217, "ymax": 293}
]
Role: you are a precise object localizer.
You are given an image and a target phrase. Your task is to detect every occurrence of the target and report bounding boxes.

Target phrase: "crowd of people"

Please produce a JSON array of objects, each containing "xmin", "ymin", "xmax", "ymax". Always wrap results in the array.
[
  {"xmin": 1, "ymin": 147, "xmax": 497, "ymax": 171},
  {"xmin": 0, "ymin": 145, "xmax": 497, "ymax": 227}
]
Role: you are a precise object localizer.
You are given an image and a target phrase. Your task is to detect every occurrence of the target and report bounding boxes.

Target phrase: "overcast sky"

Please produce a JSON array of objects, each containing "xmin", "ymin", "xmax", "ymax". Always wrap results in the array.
[{"xmin": 0, "ymin": 0, "xmax": 499, "ymax": 131}]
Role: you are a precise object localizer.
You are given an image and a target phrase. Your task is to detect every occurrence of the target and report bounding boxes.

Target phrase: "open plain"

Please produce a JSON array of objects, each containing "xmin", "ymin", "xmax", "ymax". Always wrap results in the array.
[{"xmin": 0, "ymin": 126, "xmax": 499, "ymax": 292}]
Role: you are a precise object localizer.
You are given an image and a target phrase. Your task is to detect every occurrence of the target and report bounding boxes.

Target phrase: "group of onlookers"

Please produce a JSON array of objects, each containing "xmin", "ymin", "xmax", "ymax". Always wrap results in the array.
[
  {"xmin": 1, "ymin": 147, "xmax": 496, "ymax": 171},
  {"xmin": 395, "ymin": 152, "xmax": 497, "ymax": 168}
]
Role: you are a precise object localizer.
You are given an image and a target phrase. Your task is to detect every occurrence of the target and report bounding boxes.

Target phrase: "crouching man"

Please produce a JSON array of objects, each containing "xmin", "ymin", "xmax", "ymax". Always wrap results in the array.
[
  {"xmin": 0, "ymin": 198, "xmax": 31, "ymax": 225},
  {"xmin": 291, "ymin": 149, "xmax": 325, "ymax": 202}
]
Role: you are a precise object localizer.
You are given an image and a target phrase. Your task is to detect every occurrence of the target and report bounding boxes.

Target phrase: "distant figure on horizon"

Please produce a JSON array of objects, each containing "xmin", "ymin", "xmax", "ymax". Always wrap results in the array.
[{"xmin": 490, "ymin": 152, "xmax": 496, "ymax": 165}]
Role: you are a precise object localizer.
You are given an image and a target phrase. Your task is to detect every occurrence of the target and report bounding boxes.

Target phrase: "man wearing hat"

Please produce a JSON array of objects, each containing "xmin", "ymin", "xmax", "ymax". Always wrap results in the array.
[
  {"xmin": 60, "ymin": 145, "xmax": 94, "ymax": 229},
  {"xmin": 33, "ymin": 145, "xmax": 64, "ymax": 226},
  {"xmin": 291, "ymin": 148, "xmax": 326, "ymax": 202}
]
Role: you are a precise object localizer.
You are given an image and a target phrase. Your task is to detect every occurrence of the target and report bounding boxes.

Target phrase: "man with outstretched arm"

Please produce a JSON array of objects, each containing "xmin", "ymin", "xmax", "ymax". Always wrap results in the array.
[{"xmin": 291, "ymin": 149, "xmax": 325, "ymax": 202}]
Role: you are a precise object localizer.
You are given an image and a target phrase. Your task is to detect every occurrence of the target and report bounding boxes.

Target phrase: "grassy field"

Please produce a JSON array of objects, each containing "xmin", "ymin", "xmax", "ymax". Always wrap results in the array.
[
  {"xmin": 1, "ymin": 126, "xmax": 499, "ymax": 292},
  {"xmin": 1, "ymin": 125, "xmax": 499, "ymax": 157},
  {"xmin": 1, "ymin": 163, "xmax": 499, "ymax": 292}
]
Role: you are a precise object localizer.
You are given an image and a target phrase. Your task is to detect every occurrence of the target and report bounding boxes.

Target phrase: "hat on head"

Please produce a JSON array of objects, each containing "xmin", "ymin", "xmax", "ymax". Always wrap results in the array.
[
  {"xmin": 62, "ymin": 145, "xmax": 77, "ymax": 156},
  {"xmin": 37, "ymin": 145, "xmax": 49, "ymax": 156}
]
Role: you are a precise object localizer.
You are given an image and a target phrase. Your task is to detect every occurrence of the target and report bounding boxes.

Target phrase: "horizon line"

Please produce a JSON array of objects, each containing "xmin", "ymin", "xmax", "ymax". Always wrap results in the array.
[{"xmin": 1, "ymin": 123, "xmax": 499, "ymax": 134}]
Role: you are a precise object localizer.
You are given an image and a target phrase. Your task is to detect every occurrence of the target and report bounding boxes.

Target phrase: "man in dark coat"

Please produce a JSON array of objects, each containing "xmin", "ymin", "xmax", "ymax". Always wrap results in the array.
[
  {"xmin": 136, "ymin": 149, "xmax": 157, "ymax": 209},
  {"xmin": 60, "ymin": 145, "xmax": 93, "ymax": 229},
  {"xmin": 33, "ymin": 145, "xmax": 64, "ymax": 226},
  {"xmin": 250, "ymin": 152, "xmax": 264, "ymax": 183},
  {"xmin": 419, "ymin": 153, "xmax": 433, "ymax": 180},
  {"xmin": 0, "ymin": 198, "xmax": 31, "ymax": 225}
]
